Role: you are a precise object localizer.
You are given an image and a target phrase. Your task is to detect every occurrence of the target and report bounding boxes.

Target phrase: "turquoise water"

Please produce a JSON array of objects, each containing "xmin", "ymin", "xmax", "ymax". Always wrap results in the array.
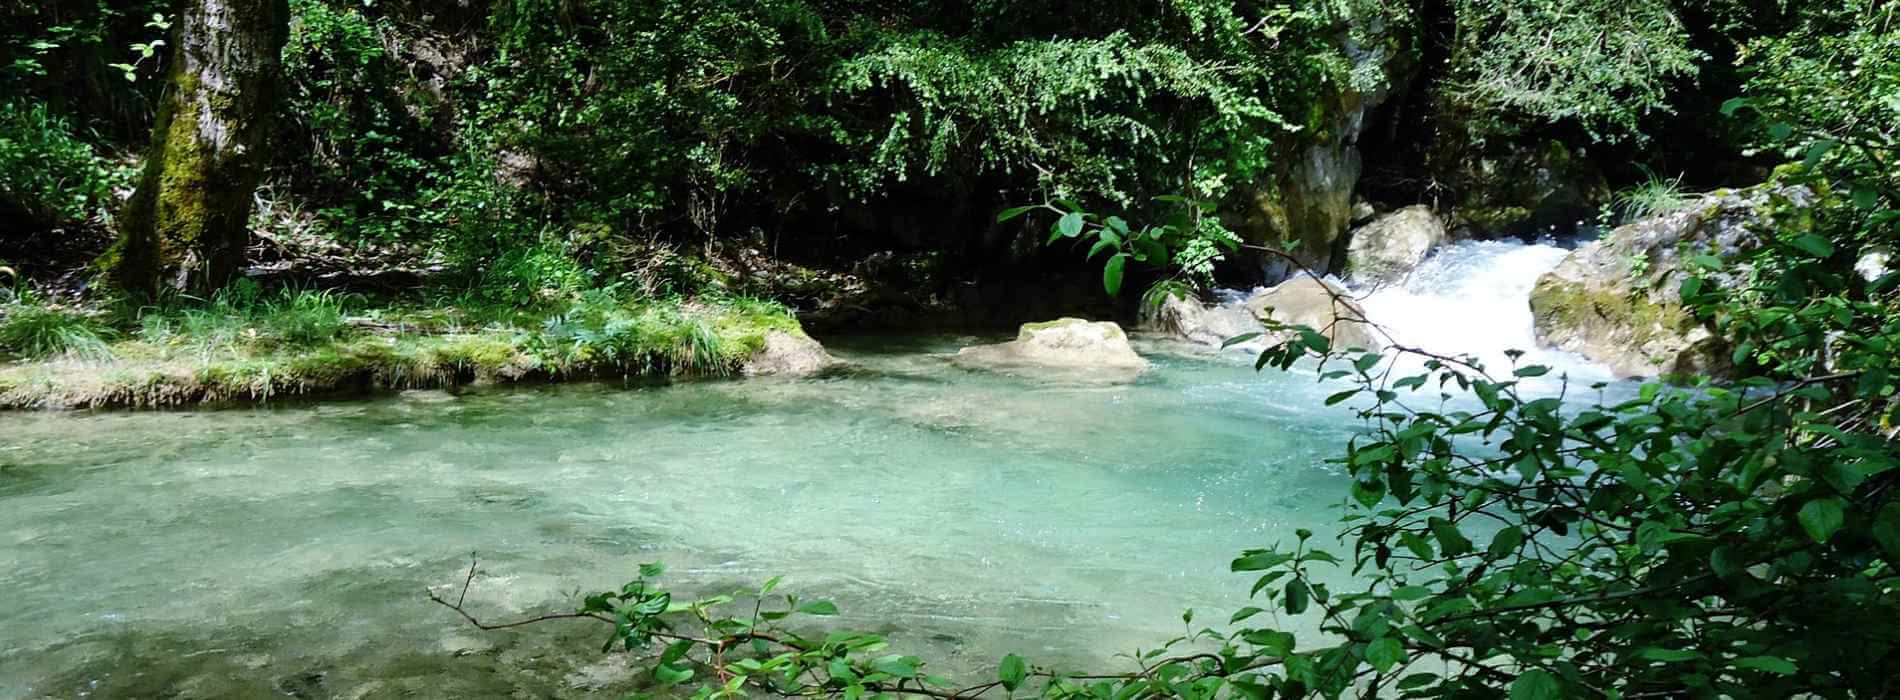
[{"xmin": 0, "ymin": 334, "xmax": 1372, "ymax": 698}]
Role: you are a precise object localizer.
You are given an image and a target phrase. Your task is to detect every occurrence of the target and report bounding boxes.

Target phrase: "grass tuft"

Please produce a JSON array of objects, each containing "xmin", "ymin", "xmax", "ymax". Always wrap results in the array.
[{"xmin": 1, "ymin": 295, "xmax": 115, "ymax": 360}]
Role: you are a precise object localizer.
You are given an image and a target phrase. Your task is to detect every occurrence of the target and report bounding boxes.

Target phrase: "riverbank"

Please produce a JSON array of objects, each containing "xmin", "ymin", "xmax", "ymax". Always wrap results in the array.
[{"xmin": 0, "ymin": 292, "xmax": 832, "ymax": 410}]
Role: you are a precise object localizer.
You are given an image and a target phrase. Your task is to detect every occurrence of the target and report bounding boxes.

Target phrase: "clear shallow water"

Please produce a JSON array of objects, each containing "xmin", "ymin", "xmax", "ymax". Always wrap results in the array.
[{"xmin": 0, "ymin": 335, "xmax": 1369, "ymax": 698}]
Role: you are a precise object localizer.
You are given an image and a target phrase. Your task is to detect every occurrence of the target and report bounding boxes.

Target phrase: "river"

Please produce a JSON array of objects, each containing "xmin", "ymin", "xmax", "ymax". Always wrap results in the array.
[{"xmin": 0, "ymin": 236, "xmax": 1613, "ymax": 698}]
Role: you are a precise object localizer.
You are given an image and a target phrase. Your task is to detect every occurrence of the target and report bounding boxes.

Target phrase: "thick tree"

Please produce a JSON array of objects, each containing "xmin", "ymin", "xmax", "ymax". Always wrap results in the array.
[{"xmin": 101, "ymin": 0, "xmax": 289, "ymax": 296}]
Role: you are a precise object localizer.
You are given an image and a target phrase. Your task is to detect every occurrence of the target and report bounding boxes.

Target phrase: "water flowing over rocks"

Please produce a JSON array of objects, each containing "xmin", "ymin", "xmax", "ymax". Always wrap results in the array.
[
  {"xmin": 741, "ymin": 330, "xmax": 837, "ymax": 377},
  {"xmin": 954, "ymin": 318, "xmax": 1149, "ymax": 372},
  {"xmin": 1346, "ymin": 205, "xmax": 1447, "ymax": 285},
  {"xmin": 1529, "ymin": 185, "xmax": 1813, "ymax": 378}
]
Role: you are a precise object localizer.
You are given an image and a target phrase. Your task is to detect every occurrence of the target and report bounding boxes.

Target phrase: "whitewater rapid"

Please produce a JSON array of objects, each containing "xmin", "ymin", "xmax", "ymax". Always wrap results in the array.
[{"xmin": 1352, "ymin": 238, "xmax": 1616, "ymax": 387}]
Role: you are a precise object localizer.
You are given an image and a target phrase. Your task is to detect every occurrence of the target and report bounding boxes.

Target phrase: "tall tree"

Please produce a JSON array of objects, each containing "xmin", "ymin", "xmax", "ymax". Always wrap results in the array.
[{"xmin": 101, "ymin": 0, "xmax": 289, "ymax": 296}]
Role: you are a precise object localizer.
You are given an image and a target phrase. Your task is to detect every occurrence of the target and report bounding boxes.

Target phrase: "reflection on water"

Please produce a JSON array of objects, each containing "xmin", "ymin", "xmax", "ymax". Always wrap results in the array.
[{"xmin": 0, "ymin": 335, "xmax": 1366, "ymax": 698}]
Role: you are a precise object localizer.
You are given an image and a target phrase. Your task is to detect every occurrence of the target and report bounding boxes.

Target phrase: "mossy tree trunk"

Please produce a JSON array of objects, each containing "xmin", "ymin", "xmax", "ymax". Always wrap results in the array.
[{"xmin": 102, "ymin": 0, "xmax": 289, "ymax": 296}]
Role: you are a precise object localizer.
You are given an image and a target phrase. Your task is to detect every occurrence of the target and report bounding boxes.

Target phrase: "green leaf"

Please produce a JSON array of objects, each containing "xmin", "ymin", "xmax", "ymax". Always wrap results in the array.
[
  {"xmin": 1637, "ymin": 647, "xmax": 1702, "ymax": 662},
  {"xmin": 639, "ymin": 562, "xmax": 666, "ymax": 578},
  {"xmin": 871, "ymin": 655, "xmax": 920, "ymax": 678},
  {"xmin": 1428, "ymin": 517, "xmax": 1472, "ymax": 556},
  {"xmin": 1103, "ymin": 253, "xmax": 1127, "ymax": 295},
  {"xmin": 1487, "ymin": 526, "xmax": 1524, "ymax": 559},
  {"xmin": 1366, "ymin": 637, "xmax": 1407, "ymax": 673},
  {"xmin": 1230, "ymin": 606, "xmax": 1266, "ymax": 623},
  {"xmin": 1874, "ymin": 504, "xmax": 1900, "ymax": 559},
  {"xmin": 1513, "ymin": 365, "xmax": 1549, "ymax": 378},
  {"xmin": 1221, "ymin": 332, "xmax": 1264, "ymax": 349},
  {"xmin": 1719, "ymin": 97, "xmax": 1753, "ymax": 117},
  {"xmin": 1087, "ymin": 238, "xmax": 1117, "ymax": 260},
  {"xmin": 996, "ymin": 205, "xmax": 1038, "ymax": 222},
  {"xmin": 1242, "ymin": 629, "xmax": 1295, "ymax": 656},
  {"xmin": 1231, "ymin": 551, "xmax": 1289, "ymax": 572},
  {"xmin": 1790, "ymin": 234, "xmax": 1833, "ymax": 259},
  {"xmin": 1801, "ymin": 139, "xmax": 1835, "ymax": 169},
  {"xmin": 1733, "ymin": 656, "xmax": 1798, "ymax": 675},
  {"xmin": 653, "ymin": 662, "xmax": 695, "ymax": 685},
  {"xmin": 1797, "ymin": 498, "xmax": 1846, "ymax": 543},
  {"xmin": 998, "ymin": 653, "xmax": 1027, "ymax": 691},
  {"xmin": 1284, "ymin": 580, "xmax": 1309, "ymax": 615},
  {"xmin": 1058, "ymin": 212, "xmax": 1085, "ymax": 238},
  {"xmin": 1509, "ymin": 669, "xmax": 1561, "ymax": 700},
  {"xmin": 797, "ymin": 601, "xmax": 840, "ymax": 616}
]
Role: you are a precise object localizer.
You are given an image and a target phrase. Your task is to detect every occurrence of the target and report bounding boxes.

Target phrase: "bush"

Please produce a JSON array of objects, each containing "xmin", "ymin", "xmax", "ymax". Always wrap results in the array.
[{"xmin": 0, "ymin": 100, "xmax": 132, "ymax": 226}]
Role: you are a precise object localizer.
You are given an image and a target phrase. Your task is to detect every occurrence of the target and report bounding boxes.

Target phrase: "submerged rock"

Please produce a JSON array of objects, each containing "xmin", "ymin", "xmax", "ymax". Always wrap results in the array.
[
  {"xmin": 954, "ymin": 318, "xmax": 1149, "ymax": 371},
  {"xmin": 741, "ymin": 330, "xmax": 837, "ymax": 377},
  {"xmin": 1346, "ymin": 205, "xmax": 1446, "ymax": 285},
  {"xmin": 1529, "ymin": 185, "xmax": 1813, "ymax": 378}
]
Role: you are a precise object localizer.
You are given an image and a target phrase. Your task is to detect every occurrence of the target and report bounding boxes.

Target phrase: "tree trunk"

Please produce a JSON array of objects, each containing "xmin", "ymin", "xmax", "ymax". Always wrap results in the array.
[{"xmin": 102, "ymin": 0, "xmax": 289, "ymax": 296}]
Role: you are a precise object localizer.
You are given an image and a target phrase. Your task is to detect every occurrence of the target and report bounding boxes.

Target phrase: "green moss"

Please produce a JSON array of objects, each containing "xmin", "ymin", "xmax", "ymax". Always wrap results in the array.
[{"xmin": 1529, "ymin": 278, "xmax": 1693, "ymax": 353}]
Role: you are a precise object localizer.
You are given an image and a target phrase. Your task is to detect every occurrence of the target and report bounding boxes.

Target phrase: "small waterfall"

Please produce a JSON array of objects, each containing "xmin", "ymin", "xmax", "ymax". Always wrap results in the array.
[{"xmin": 1355, "ymin": 238, "xmax": 1615, "ymax": 385}]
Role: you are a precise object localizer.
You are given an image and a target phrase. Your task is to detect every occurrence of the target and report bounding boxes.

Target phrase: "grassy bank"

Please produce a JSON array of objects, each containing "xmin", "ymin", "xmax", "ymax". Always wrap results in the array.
[{"xmin": 0, "ymin": 284, "xmax": 816, "ymax": 409}]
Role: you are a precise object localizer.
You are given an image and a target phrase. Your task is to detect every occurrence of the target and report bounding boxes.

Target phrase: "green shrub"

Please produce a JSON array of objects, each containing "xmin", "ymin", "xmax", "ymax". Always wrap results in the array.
[{"xmin": 0, "ymin": 100, "xmax": 132, "ymax": 225}]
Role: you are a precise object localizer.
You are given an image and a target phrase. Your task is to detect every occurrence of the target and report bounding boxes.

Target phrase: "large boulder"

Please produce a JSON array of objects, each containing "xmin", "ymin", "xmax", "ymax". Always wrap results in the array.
[
  {"xmin": 954, "ymin": 318, "xmax": 1149, "ymax": 372},
  {"xmin": 1529, "ymin": 185, "xmax": 1813, "ymax": 378},
  {"xmin": 1346, "ymin": 205, "xmax": 1447, "ymax": 285},
  {"xmin": 1248, "ymin": 275, "xmax": 1382, "ymax": 351},
  {"xmin": 741, "ymin": 330, "xmax": 836, "ymax": 377}
]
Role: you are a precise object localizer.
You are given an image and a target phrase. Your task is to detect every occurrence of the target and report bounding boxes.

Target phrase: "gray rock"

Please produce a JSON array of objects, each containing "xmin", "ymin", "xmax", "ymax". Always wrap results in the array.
[
  {"xmin": 1529, "ymin": 185, "xmax": 1813, "ymax": 378},
  {"xmin": 954, "ymin": 318, "xmax": 1149, "ymax": 371},
  {"xmin": 1148, "ymin": 276, "xmax": 1383, "ymax": 352},
  {"xmin": 1146, "ymin": 292, "xmax": 1269, "ymax": 349},
  {"xmin": 1346, "ymin": 205, "xmax": 1447, "ymax": 285},
  {"xmin": 741, "ymin": 330, "xmax": 836, "ymax": 377},
  {"xmin": 1247, "ymin": 275, "xmax": 1382, "ymax": 351}
]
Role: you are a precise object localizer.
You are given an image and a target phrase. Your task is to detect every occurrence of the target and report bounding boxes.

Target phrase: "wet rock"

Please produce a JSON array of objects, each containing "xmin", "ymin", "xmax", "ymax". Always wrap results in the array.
[
  {"xmin": 1529, "ymin": 185, "xmax": 1814, "ymax": 378},
  {"xmin": 741, "ymin": 330, "xmax": 837, "ymax": 377},
  {"xmin": 1146, "ymin": 291, "xmax": 1269, "ymax": 349},
  {"xmin": 1346, "ymin": 205, "xmax": 1446, "ymax": 285},
  {"xmin": 954, "ymin": 318, "xmax": 1149, "ymax": 371},
  {"xmin": 1247, "ymin": 275, "xmax": 1382, "ymax": 351}
]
